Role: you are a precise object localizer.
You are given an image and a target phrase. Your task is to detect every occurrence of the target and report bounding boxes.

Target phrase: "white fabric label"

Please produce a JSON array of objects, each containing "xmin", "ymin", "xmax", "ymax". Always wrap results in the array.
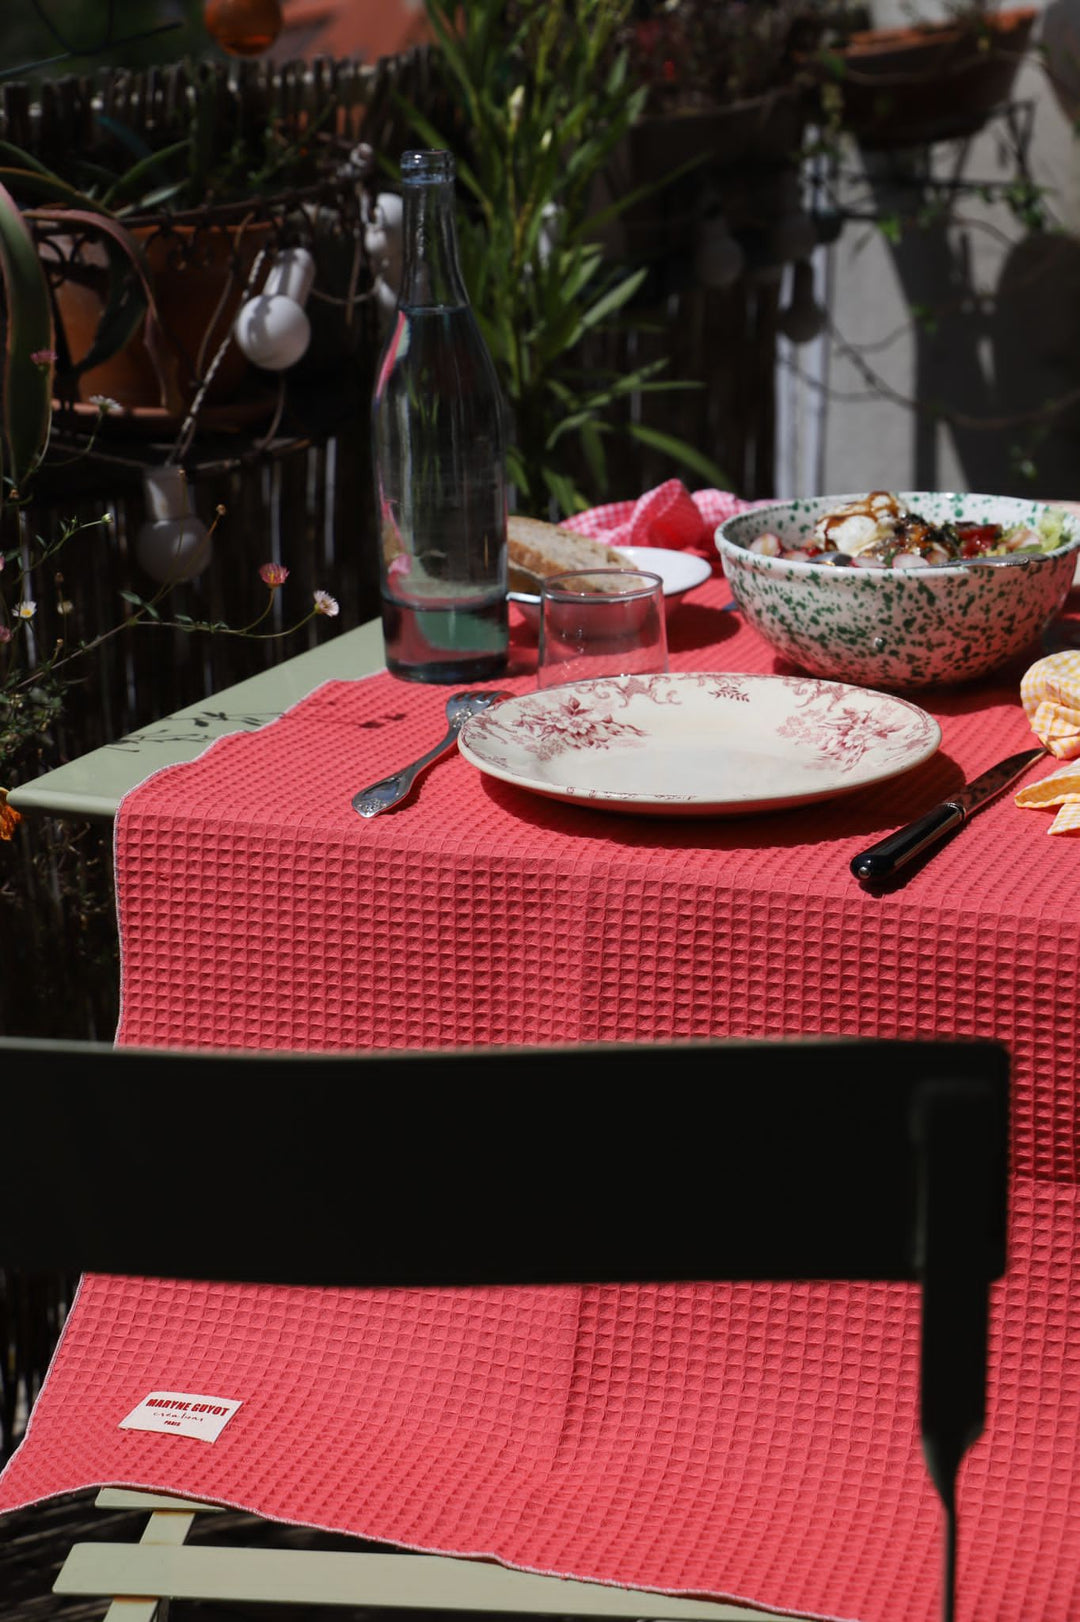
[{"xmin": 119, "ymin": 1391, "xmax": 242, "ymax": 1442}]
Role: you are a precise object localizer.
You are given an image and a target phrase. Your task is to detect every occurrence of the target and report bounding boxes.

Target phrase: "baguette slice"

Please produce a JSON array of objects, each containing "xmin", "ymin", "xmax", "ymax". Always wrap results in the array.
[{"xmin": 508, "ymin": 514, "xmax": 626, "ymax": 594}]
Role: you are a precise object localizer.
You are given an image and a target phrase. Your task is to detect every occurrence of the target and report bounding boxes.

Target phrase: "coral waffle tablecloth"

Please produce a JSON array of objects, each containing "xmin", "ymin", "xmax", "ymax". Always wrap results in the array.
[{"xmin": 3, "ymin": 489, "xmax": 1080, "ymax": 1622}]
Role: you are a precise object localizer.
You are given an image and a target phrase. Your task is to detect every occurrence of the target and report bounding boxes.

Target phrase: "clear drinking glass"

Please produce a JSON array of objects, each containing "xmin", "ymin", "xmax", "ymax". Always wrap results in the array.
[{"xmin": 537, "ymin": 570, "xmax": 668, "ymax": 689}]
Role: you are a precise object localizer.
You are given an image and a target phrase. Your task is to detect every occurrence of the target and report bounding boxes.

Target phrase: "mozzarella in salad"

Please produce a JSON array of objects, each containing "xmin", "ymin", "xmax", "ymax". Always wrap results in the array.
[{"xmin": 748, "ymin": 493, "xmax": 1068, "ymax": 567}]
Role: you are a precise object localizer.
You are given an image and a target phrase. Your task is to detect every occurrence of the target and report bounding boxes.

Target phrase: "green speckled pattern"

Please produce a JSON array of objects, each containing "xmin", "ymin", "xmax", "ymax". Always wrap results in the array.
[{"xmin": 716, "ymin": 491, "xmax": 1080, "ymax": 689}]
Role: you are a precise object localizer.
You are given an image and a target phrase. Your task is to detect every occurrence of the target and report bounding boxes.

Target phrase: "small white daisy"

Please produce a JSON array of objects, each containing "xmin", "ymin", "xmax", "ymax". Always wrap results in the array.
[
  {"xmin": 88, "ymin": 394, "xmax": 122, "ymax": 416},
  {"xmin": 17, "ymin": 600, "xmax": 36, "ymax": 619},
  {"xmin": 313, "ymin": 590, "xmax": 340, "ymax": 617}
]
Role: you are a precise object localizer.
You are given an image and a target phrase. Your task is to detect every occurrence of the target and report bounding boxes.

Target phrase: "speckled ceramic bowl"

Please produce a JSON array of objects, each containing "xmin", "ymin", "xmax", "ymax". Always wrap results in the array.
[{"xmin": 716, "ymin": 492, "xmax": 1080, "ymax": 689}]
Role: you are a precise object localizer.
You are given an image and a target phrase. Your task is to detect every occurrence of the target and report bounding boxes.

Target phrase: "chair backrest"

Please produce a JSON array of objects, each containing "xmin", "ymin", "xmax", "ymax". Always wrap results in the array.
[{"xmin": 0, "ymin": 1035, "xmax": 1009, "ymax": 1622}]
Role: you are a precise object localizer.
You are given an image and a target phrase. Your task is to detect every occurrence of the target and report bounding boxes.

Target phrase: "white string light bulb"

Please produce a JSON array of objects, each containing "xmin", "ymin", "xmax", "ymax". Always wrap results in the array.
[
  {"xmin": 694, "ymin": 217, "xmax": 744, "ymax": 290},
  {"xmin": 777, "ymin": 259, "xmax": 827, "ymax": 345},
  {"xmin": 136, "ymin": 467, "xmax": 212, "ymax": 584},
  {"xmin": 361, "ymin": 192, "xmax": 403, "ymax": 326},
  {"xmin": 233, "ymin": 247, "xmax": 316, "ymax": 371}
]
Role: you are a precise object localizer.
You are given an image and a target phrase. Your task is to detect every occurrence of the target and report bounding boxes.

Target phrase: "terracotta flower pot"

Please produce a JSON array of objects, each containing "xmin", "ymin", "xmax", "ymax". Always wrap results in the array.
[
  {"xmin": 832, "ymin": 6, "xmax": 1037, "ymax": 148},
  {"xmin": 628, "ymin": 86, "xmax": 807, "ymax": 183},
  {"xmin": 48, "ymin": 218, "xmax": 274, "ymax": 421}
]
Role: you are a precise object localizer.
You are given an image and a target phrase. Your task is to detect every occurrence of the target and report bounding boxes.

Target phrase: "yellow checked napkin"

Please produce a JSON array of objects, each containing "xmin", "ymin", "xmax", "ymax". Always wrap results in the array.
[{"xmin": 1016, "ymin": 650, "xmax": 1080, "ymax": 833}]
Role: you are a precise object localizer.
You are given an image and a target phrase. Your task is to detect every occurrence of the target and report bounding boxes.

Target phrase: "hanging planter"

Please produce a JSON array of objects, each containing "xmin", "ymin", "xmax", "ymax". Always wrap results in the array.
[
  {"xmin": 627, "ymin": 83, "xmax": 807, "ymax": 184},
  {"xmin": 828, "ymin": 6, "xmax": 1038, "ymax": 149},
  {"xmin": 0, "ymin": 57, "xmax": 373, "ymax": 434},
  {"xmin": 605, "ymin": 84, "xmax": 810, "ymax": 265},
  {"xmin": 36, "ymin": 207, "xmax": 278, "ymax": 426},
  {"xmin": 598, "ymin": 1, "xmax": 818, "ymax": 265}
]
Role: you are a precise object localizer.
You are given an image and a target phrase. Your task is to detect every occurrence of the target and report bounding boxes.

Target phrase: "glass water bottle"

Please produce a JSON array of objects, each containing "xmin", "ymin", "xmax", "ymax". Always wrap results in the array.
[{"xmin": 372, "ymin": 150, "xmax": 509, "ymax": 683}]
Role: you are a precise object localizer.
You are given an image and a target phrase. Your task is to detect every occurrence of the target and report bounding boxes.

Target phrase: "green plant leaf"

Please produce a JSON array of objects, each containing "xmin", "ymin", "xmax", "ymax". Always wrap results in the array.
[
  {"xmin": 627, "ymin": 424, "xmax": 731, "ymax": 489},
  {"xmin": 564, "ymin": 266, "xmax": 647, "ymax": 349},
  {"xmin": 506, "ymin": 443, "xmax": 530, "ymax": 500},
  {"xmin": 579, "ymin": 419, "xmax": 608, "ymax": 493},
  {"xmin": 556, "ymin": 249, "xmax": 604, "ymax": 309},
  {"xmin": 64, "ymin": 247, "xmax": 147, "ymax": 381},
  {"xmin": 541, "ymin": 465, "xmax": 586, "ymax": 515},
  {"xmin": 94, "ymin": 113, "xmax": 155, "ymax": 163},
  {"xmin": 544, "ymin": 408, "xmax": 599, "ymax": 449},
  {"xmin": 117, "ymin": 182, "xmax": 187, "ymax": 217},
  {"xmin": 0, "ymin": 141, "xmax": 55, "ymax": 178},
  {"xmin": 102, "ymin": 139, "xmax": 191, "ymax": 209},
  {"xmin": 0, "ymin": 181, "xmax": 54, "ymax": 489},
  {"xmin": 0, "ymin": 165, "xmax": 119, "ymax": 213}
]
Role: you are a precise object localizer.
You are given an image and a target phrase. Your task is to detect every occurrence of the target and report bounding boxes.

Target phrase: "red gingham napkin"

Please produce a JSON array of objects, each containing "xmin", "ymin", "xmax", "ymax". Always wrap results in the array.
[{"xmin": 564, "ymin": 481, "xmax": 756, "ymax": 562}]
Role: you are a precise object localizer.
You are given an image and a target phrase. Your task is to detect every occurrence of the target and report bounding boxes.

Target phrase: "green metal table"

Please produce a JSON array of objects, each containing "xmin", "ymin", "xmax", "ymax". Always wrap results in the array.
[{"xmin": 8, "ymin": 621, "xmax": 386, "ymax": 821}]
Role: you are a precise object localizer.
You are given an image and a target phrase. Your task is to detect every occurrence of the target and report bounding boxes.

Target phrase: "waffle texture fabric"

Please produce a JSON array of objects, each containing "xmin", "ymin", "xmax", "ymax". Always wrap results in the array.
[
  {"xmin": 111, "ymin": 573, "xmax": 1079, "ymax": 1188},
  {"xmin": 5, "ymin": 520, "xmax": 1079, "ymax": 1622},
  {"xmin": 0, "ymin": 1181, "xmax": 1077, "ymax": 1622}
]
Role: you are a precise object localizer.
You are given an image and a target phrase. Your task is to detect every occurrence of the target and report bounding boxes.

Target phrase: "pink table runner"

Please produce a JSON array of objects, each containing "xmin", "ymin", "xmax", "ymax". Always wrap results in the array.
[
  {"xmin": 1, "ymin": 1183, "xmax": 1077, "ymax": 1622},
  {"xmin": 110, "ymin": 575, "xmax": 1080, "ymax": 1195},
  {"xmin": 4, "ymin": 549, "xmax": 1080, "ymax": 1621}
]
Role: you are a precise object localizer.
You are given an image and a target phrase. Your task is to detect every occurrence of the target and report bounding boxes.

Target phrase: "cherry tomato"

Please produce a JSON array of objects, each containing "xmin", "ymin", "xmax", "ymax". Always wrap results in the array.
[{"xmin": 956, "ymin": 523, "xmax": 1002, "ymax": 556}]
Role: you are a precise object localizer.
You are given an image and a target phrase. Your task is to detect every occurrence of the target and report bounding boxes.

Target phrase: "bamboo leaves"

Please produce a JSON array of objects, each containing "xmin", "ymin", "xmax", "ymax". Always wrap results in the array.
[
  {"xmin": 628, "ymin": 424, "xmax": 728, "ymax": 487},
  {"xmin": 413, "ymin": 0, "xmax": 726, "ymax": 514}
]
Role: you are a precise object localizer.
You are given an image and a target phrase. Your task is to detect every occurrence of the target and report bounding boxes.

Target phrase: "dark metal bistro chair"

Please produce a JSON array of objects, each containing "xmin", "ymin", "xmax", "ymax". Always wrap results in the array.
[{"xmin": 0, "ymin": 1036, "xmax": 1009, "ymax": 1622}]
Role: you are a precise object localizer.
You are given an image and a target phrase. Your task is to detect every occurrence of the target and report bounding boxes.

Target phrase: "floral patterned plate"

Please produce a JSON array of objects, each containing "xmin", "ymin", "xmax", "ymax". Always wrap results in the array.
[{"xmin": 458, "ymin": 672, "xmax": 941, "ymax": 817}]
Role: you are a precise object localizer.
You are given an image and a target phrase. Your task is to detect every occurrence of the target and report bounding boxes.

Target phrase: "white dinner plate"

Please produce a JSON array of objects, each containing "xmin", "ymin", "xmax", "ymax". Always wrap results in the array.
[
  {"xmin": 458, "ymin": 672, "xmax": 941, "ymax": 817},
  {"xmin": 509, "ymin": 546, "xmax": 712, "ymax": 628}
]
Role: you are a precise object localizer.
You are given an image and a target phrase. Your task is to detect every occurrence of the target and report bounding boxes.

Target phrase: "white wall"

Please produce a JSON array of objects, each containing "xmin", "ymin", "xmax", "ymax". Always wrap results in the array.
[{"xmin": 776, "ymin": 0, "xmax": 1080, "ymax": 501}]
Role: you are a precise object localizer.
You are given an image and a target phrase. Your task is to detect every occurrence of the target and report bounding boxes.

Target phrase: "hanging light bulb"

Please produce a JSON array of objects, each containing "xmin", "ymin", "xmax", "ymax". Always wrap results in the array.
[
  {"xmin": 777, "ymin": 260, "xmax": 828, "ymax": 345},
  {"xmin": 694, "ymin": 217, "xmax": 745, "ymax": 290},
  {"xmin": 204, "ymin": 0, "xmax": 283, "ymax": 56},
  {"xmin": 361, "ymin": 192, "xmax": 404, "ymax": 327},
  {"xmin": 136, "ymin": 467, "xmax": 213, "ymax": 585},
  {"xmin": 233, "ymin": 247, "xmax": 315, "ymax": 371}
]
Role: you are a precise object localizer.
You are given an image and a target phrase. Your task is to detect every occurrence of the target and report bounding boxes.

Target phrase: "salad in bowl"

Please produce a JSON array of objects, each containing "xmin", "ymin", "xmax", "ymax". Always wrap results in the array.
[
  {"xmin": 747, "ymin": 490, "xmax": 1068, "ymax": 568},
  {"xmin": 716, "ymin": 491, "xmax": 1080, "ymax": 689}
]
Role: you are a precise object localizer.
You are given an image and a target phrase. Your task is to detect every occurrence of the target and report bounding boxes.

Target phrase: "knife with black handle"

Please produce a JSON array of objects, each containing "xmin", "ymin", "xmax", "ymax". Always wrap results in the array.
[{"xmin": 851, "ymin": 745, "xmax": 1045, "ymax": 884}]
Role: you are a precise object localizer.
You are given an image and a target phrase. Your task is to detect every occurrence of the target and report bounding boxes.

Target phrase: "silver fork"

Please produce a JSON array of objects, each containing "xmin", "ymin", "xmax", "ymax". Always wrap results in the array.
[{"xmin": 352, "ymin": 689, "xmax": 512, "ymax": 818}]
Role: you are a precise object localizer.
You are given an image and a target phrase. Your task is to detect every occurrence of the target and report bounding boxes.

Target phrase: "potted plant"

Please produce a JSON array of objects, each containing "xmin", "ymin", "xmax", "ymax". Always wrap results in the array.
[
  {"xmin": 818, "ymin": 1, "xmax": 1038, "ymax": 148},
  {"xmin": 0, "ymin": 58, "xmax": 366, "ymax": 428},
  {"xmin": 403, "ymin": 0, "xmax": 728, "ymax": 515},
  {"xmin": 617, "ymin": 0, "xmax": 820, "ymax": 164},
  {"xmin": 596, "ymin": 0, "xmax": 828, "ymax": 264}
]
